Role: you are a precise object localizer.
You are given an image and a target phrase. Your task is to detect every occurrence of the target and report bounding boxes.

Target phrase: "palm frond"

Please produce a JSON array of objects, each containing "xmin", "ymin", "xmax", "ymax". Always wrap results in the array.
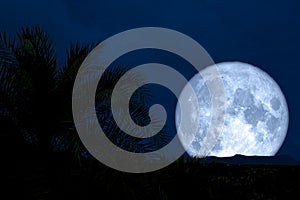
[
  {"xmin": 16, "ymin": 26, "xmax": 56, "ymax": 67},
  {"xmin": 56, "ymin": 42, "xmax": 94, "ymax": 93},
  {"xmin": 0, "ymin": 32, "xmax": 19, "ymax": 117}
]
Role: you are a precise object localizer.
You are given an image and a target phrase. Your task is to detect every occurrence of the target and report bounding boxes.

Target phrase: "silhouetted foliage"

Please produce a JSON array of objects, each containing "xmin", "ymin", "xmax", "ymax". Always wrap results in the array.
[{"xmin": 0, "ymin": 25, "xmax": 171, "ymax": 157}]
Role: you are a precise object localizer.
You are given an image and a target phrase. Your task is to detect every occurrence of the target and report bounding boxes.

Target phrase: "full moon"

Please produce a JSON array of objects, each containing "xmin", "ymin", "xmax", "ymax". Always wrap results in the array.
[{"xmin": 175, "ymin": 62, "xmax": 289, "ymax": 157}]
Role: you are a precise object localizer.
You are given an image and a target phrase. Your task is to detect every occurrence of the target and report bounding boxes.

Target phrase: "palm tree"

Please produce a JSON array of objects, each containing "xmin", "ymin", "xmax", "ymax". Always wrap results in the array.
[
  {"xmin": 0, "ymin": 25, "xmax": 171, "ymax": 159},
  {"xmin": 0, "ymin": 25, "xmax": 196, "ymax": 200},
  {"xmin": 0, "ymin": 26, "xmax": 57, "ymax": 150}
]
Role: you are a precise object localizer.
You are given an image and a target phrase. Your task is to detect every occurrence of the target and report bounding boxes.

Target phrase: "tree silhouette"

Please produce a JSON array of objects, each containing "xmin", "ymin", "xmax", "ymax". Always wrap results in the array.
[
  {"xmin": 0, "ymin": 26, "xmax": 57, "ymax": 150},
  {"xmin": 0, "ymin": 25, "xmax": 169, "ymax": 159}
]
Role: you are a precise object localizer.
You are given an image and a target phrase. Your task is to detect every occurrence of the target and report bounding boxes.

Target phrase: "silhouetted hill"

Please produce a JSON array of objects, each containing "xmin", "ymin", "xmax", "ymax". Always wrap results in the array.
[{"xmin": 202, "ymin": 154, "xmax": 300, "ymax": 165}]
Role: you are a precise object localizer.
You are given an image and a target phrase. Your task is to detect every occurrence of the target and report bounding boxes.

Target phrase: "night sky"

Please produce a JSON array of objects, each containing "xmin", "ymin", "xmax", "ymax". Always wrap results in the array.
[{"xmin": 1, "ymin": 0, "xmax": 299, "ymax": 160}]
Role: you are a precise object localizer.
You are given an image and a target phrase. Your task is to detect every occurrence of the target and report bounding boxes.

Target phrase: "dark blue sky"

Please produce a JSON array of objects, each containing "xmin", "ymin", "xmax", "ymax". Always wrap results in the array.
[{"xmin": 1, "ymin": 0, "xmax": 299, "ymax": 160}]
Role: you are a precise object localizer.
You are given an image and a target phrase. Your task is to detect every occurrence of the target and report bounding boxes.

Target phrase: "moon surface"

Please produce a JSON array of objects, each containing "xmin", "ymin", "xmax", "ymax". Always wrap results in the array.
[{"xmin": 175, "ymin": 62, "xmax": 289, "ymax": 157}]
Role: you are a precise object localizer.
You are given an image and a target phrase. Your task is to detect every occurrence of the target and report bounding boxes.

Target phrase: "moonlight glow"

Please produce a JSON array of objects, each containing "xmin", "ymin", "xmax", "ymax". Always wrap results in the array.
[{"xmin": 175, "ymin": 62, "xmax": 289, "ymax": 158}]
